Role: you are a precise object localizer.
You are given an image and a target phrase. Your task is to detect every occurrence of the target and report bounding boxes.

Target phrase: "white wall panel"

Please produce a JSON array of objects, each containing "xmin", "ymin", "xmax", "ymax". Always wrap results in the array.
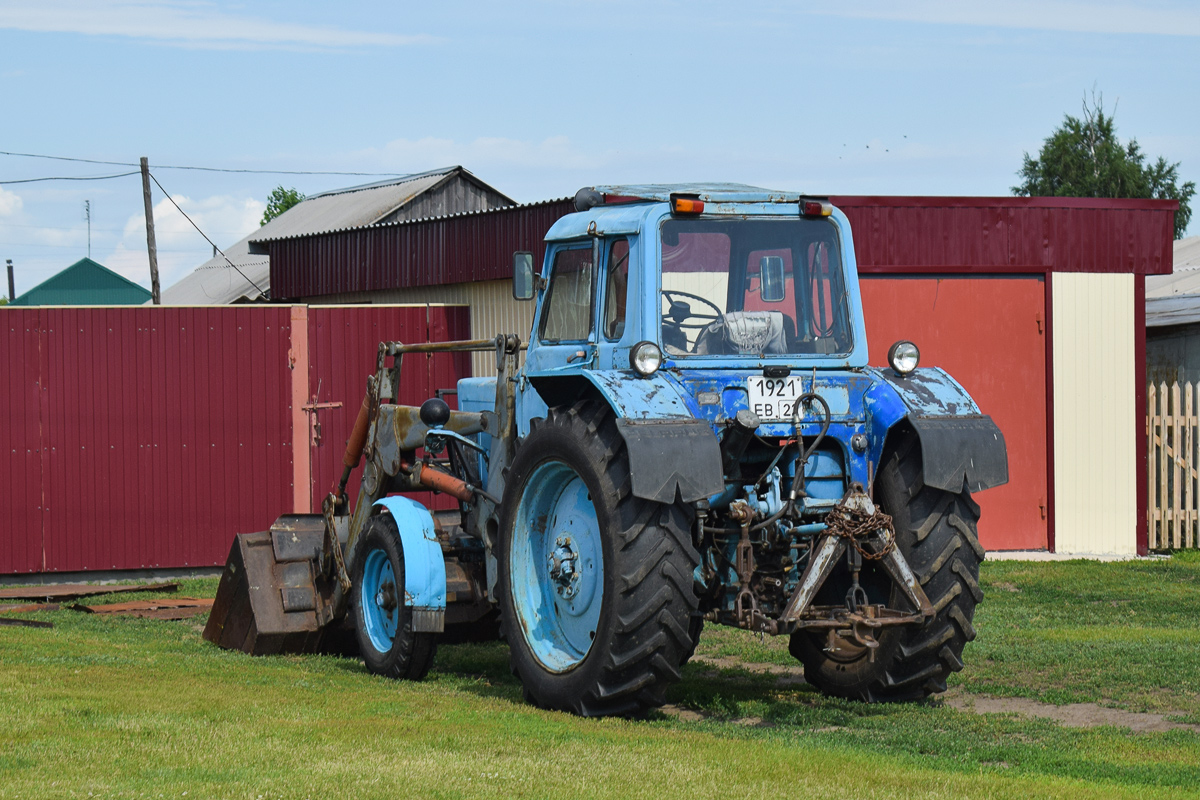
[{"xmin": 1052, "ymin": 273, "xmax": 1137, "ymax": 554}]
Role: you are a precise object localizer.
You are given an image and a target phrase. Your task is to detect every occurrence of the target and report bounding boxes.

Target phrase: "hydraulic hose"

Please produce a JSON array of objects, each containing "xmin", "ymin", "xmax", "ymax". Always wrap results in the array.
[
  {"xmin": 790, "ymin": 392, "xmax": 831, "ymax": 502},
  {"xmin": 701, "ymin": 392, "xmax": 832, "ymax": 536}
]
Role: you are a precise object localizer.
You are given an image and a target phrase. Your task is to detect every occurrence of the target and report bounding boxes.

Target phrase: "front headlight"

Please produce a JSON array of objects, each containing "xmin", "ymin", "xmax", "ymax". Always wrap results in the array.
[
  {"xmin": 630, "ymin": 341, "xmax": 662, "ymax": 376},
  {"xmin": 887, "ymin": 340, "xmax": 920, "ymax": 376}
]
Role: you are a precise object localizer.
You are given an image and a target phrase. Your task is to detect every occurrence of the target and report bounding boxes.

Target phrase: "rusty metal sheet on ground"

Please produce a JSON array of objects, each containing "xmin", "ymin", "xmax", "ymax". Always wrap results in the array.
[
  {"xmin": 0, "ymin": 603, "xmax": 60, "ymax": 614},
  {"xmin": 0, "ymin": 582, "xmax": 179, "ymax": 601},
  {"xmin": 70, "ymin": 597, "xmax": 213, "ymax": 620}
]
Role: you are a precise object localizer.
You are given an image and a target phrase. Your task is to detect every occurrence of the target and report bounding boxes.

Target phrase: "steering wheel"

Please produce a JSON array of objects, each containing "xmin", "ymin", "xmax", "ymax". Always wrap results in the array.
[{"xmin": 661, "ymin": 290, "xmax": 723, "ymax": 329}]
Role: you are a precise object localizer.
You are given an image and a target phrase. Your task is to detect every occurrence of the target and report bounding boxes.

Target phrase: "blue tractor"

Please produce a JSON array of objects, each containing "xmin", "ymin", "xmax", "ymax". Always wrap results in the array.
[{"xmin": 205, "ymin": 184, "xmax": 1008, "ymax": 717}]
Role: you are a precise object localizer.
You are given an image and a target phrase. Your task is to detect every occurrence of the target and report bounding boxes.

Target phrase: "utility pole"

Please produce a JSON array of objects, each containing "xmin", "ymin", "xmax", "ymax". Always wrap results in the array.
[
  {"xmin": 140, "ymin": 157, "xmax": 161, "ymax": 305},
  {"xmin": 6, "ymin": 259, "xmax": 14, "ymax": 302},
  {"xmin": 84, "ymin": 200, "xmax": 91, "ymax": 259}
]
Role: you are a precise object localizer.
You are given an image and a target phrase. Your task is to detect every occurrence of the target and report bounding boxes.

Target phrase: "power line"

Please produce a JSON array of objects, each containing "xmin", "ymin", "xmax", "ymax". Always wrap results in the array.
[
  {"xmin": 148, "ymin": 171, "xmax": 267, "ymax": 300},
  {"xmin": 1, "ymin": 149, "xmax": 406, "ymax": 177},
  {"xmin": 0, "ymin": 171, "xmax": 140, "ymax": 184}
]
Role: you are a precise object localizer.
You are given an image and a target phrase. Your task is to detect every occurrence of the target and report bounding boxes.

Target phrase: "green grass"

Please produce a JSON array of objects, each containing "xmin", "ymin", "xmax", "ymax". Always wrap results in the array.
[
  {"xmin": 2, "ymin": 560, "xmax": 1199, "ymax": 799},
  {"xmin": 694, "ymin": 552, "xmax": 1200, "ymax": 717}
]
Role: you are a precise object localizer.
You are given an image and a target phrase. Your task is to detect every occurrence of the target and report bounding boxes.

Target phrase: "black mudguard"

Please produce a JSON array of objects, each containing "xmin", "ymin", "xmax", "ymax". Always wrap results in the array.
[
  {"xmin": 908, "ymin": 415, "xmax": 1008, "ymax": 494},
  {"xmin": 614, "ymin": 418, "xmax": 725, "ymax": 504}
]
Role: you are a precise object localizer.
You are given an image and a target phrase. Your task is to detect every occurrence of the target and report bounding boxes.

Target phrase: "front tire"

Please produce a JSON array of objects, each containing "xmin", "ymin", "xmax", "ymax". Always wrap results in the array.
[
  {"xmin": 498, "ymin": 402, "xmax": 699, "ymax": 716},
  {"xmin": 790, "ymin": 432, "xmax": 984, "ymax": 702},
  {"xmin": 353, "ymin": 514, "xmax": 438, "ymax": 680}
]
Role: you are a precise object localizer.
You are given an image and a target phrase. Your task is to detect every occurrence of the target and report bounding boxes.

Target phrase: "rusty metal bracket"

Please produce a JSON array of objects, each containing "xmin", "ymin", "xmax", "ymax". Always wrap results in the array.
[
  {"xmin": 321, "ymin": 495, "xmax": 352, "ymax": 596},
  {"xmin": 779, "ymin": 533, "xmax": 845, "ymax": 624}
]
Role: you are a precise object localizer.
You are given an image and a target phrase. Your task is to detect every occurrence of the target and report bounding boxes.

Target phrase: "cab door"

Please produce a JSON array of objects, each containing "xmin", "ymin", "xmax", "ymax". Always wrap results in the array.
[{"xmin": 525, "ymin": 242, "xmax": 597, "ymax": 374}]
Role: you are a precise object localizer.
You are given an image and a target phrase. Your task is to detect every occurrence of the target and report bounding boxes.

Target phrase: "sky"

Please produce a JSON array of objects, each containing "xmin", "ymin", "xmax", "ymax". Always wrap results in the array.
[{"xmin": 0, "ymin": 0, "xmax": 1197, "ymax": 297}]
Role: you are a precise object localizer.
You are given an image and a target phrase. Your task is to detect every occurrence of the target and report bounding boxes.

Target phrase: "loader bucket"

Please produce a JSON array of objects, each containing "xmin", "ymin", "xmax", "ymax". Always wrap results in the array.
[{"xmin": 203, "ymin": 514, "xmax": 354, "ymax": 656}]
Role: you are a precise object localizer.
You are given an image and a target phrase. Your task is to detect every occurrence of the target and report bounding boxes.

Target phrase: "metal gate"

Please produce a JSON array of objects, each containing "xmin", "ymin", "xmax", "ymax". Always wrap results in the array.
[{"xmin": 859, "ymin": 276, "xmax": 1049, "ymax": 551}]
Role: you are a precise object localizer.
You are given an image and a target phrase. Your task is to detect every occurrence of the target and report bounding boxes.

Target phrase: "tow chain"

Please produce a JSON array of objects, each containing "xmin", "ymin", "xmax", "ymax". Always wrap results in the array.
[{"xmin": 823, "ymin": 497, "xmax": 897, "ymax": 561}]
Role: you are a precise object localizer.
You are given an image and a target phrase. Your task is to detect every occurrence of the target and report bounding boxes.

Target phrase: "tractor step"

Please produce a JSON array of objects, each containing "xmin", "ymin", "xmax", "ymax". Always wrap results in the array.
[{"xmin": 203, "ymin": 515, "xmax": 353, "ymax": 656}]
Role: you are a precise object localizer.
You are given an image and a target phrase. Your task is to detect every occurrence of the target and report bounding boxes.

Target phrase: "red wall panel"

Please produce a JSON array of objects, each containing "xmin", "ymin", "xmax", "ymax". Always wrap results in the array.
[
  {"xmin": 1, "ymin": 310, "xmax": 45, "ymax": 573},
  {"xmin": 832, "ymin": 197, "xmax": 1175, "ymax": 276},
  {"xmin": 859, "ymin": 276, "xmax": 1049, "ymax": 551}
]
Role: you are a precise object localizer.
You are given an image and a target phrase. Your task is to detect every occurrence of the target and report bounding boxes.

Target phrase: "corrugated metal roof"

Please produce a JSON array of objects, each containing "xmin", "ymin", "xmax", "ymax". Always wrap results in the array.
[
  {"xmin": 254, "ymin": 194, "xmax": 568, "ymax": 245},
  {"xmin": 10, "ymin": 258, "xmax": 152, "ymax": 306},
  {"xmin": 158, "ymin": 242, "xmax": 271, "ymax": 305},
  {"xmin": 160, "ymin": 166, "xmax": 509, "ymax": 305},
  {"xmin": 1146, "ymin": 236, "xmax": 1200, "ymax": 302},
  {"xmin": 246, "ymin": 169, "xmax": 458, "ymax": 245}
]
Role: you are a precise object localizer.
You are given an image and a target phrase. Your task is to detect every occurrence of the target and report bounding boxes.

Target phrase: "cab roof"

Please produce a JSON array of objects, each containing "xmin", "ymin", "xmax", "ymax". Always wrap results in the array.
[
  {"xmin": 592, "ymin": 184, "xmax": 804, "ymax": 204},
  {"xmin": 545, "ymin": 184, "xmax": 824, "ymax": 241}
]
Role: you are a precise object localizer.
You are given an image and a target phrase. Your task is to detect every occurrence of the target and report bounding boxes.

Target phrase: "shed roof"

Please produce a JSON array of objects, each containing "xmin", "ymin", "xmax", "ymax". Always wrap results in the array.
[
  {"xmin": 10, "ymin": 258, "xmax": 152, "ymax": 306},
  {"xmin": 1144, "ymin": 236, "xmax": 1200, "ymax": 327},
  {"xmin": 160, "ymin": 166, "xmax": 511, "ymax": 305},
  {"xmin": 1146, "ymin": 236, "xmax": 1200, "ymax": 299}
]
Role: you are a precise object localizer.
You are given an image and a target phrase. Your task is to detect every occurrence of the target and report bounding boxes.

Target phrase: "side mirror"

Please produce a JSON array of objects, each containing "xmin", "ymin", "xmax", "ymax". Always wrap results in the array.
[
  {"xmin": 512, "ymin": 251, "xmax": 535, "ymax": 300},
  {"xmin": 760, "ymin": 256, "xmax": 786, "ymax": 302}
]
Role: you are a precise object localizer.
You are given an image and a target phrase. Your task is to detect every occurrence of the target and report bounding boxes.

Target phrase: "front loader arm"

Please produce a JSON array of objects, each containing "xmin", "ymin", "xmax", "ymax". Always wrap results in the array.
[{"xmin": 324, "ymin": 335, "xmax": 521, "ymax": 622}]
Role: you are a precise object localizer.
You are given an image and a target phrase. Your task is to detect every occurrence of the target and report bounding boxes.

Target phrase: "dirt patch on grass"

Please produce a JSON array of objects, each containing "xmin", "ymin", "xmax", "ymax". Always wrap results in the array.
[
  {"xmin": 689, "ymin": 655, "xmax": 1200, "ymax": 733},
  {"xmin": 940, "ymin": 688, "xmax": 1200, "ymax": 734}
]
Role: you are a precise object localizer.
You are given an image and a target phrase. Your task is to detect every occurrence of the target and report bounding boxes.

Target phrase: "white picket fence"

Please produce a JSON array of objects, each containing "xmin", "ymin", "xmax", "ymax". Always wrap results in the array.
[{"xmin": 1148, "ymin": 381, "xmax": 1200, "ymax": 549}]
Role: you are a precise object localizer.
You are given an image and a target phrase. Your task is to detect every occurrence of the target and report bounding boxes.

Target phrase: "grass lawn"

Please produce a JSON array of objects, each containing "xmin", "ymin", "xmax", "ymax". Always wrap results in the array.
[{"xmin": 1, "ymin": 554, "xmax": 1199, "ymax": 799}]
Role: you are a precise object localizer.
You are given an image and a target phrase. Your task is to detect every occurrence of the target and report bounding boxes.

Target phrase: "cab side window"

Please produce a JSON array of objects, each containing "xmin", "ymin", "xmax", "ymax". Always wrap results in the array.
[
  {"xmin": 539, "ymin": 246, "xmax": 594, "ymax": 342},
  {"xmin": 603, "ymin": 238, "xmax": 630, "ymax": 340}
]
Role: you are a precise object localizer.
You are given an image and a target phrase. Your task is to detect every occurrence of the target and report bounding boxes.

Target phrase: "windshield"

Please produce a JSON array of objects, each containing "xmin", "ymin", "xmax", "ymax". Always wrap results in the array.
[{"xmin": 660, "ymin": 217, "xmax": 852, "ymax": 358}]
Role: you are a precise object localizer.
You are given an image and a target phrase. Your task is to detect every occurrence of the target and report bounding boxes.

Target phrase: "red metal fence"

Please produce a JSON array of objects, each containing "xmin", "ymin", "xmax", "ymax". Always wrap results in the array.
[{"xmin": 0, "ymin": 304, "xmax": 470, "ymax": 575}]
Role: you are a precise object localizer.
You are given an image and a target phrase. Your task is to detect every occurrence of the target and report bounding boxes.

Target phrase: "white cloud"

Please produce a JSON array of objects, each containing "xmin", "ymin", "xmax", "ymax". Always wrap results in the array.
[
  {"xmin": 0, "ymin": 0, "xmax": 438, "ymax": 50},
  {"xmin": 0, "ymin": 187, "xmax": 23, "ymax": 216},
  {"xmin": 810, "ymin": 1, "xmax": 1200, "ymax": 37},
  {"xmin": 105, "ymin": 193, "xmax": 263, "ymax": 288}
]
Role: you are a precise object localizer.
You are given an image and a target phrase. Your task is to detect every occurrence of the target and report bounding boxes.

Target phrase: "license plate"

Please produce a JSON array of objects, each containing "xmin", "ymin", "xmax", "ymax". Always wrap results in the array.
[{"xmin": 747, "ymin": 375, "xmax": 810, "ymax": 422}]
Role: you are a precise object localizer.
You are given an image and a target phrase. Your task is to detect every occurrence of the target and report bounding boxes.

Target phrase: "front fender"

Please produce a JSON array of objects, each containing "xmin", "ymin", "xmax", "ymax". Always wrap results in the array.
[
  {"xmin": 585, "ymin": 370, "xmax": 724, "ymax": 503},
  {"xmin": 864, "ymin": 367, "xmax": 1008, "ymax": 494},
  {"xmin": 372, "ymin": 496, "xmax": 446, "ymax": 633}
]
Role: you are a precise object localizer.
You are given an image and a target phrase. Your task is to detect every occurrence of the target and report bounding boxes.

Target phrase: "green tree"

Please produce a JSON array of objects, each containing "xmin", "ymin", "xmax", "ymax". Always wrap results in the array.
[
  {"xmin": 261, "ymin": 186, "xmax": 305, "ymax": 226},
  {"xmin": 1014, "ymin": 94, "xmax": 1195, "ymax": 239}
]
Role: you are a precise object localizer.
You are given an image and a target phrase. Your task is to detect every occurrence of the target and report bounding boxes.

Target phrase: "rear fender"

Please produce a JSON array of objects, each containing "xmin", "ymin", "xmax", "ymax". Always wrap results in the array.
[
  {"xmin": 371, "ymin": 496, "xmax": 446, "ymax": 633},
  {"xmin": 864, "ymin": 367, "xmax": 1008, "ymax": 494}
]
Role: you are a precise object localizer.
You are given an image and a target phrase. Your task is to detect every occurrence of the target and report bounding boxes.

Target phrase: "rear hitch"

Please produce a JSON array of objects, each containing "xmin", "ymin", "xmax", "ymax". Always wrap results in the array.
[{"xmin": 780, "ymin": 484, "xmax": 934, "ymax": 639}]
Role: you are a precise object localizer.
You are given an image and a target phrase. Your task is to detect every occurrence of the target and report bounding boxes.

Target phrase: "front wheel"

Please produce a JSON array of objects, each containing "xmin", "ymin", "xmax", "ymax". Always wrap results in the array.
[
  {"xmin": 353, "ymin": 514, "xmax": 438, "ymax": 680},
  {"xmin": 790, "ymin": 432, "xmax": 984, "ymax": 702},
  {"xmin": 498, "ymin": 402, "xmax": 699, "ymax": 716}
]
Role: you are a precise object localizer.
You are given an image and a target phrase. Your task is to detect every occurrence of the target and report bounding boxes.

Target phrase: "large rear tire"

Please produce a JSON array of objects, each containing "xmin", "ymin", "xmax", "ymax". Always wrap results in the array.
[
  {"xmin": 498, "ymin": 402, "xmax": 699, "ymax": 716},
  {"xmin": 353, "ymin": 514, "xmax": 438, "ymax": 681},
  {"xmin": 789, "ymin": 432, "xmax": 984, "ymax": 702}
]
